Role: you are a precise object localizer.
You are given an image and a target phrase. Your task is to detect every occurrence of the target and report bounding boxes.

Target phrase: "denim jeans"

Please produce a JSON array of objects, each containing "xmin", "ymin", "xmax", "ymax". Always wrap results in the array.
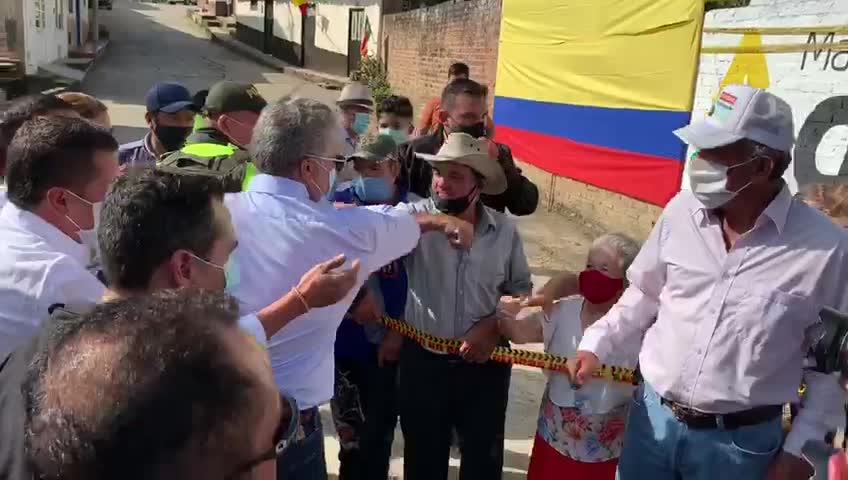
[
  {"xmin": 617, "ymin": 383, "xmax": 783, "ymax": 480},
  {"xmin": 276, "ymin": 407, "xmax": 328, "ymax": 480}
]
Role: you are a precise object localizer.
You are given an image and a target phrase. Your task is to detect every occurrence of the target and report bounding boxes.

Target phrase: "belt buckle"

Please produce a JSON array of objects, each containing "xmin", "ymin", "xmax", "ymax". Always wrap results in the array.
[{"xmin": 669, "ymin": 402, "xmax": 688, "ymax": 422}]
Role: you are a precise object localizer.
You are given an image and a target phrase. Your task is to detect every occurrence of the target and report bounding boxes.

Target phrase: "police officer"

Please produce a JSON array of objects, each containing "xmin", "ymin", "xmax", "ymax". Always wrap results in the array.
[{"xmin": 158, "ymin": 81, "xmax": 267, "ymax": 191}]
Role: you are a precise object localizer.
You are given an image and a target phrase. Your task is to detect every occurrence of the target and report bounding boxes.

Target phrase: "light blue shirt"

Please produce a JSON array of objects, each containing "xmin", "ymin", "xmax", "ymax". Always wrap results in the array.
[{"xmin": 225, "ymin": 174, "xmax": 421, "ymax": 408}]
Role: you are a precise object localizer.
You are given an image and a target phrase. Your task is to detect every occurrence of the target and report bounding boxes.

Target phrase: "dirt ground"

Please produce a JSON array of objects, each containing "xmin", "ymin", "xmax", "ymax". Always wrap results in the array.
[{"xmin": 319, "ymin": 208, "xmax": 597, "ymax": 479}]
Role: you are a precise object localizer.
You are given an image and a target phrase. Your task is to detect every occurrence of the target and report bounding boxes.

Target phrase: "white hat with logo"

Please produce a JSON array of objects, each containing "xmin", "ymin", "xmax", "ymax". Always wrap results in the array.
[{"xmin": 674, "ymin": 84, "xmax": 795, "ymax": 153}]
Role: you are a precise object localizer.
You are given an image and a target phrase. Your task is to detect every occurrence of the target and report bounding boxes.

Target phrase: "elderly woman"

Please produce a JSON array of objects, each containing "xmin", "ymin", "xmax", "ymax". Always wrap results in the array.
[
  {"xmin": 57, "ymin": 92, "xmax": 111, "ymax": 130},
  {"xmin": 498, "ymin": 233, "xmax": 641, "ymax": 480},
  {"xmin": 799, "ymin": 183, "xmax": 848, "ymax": 228}
]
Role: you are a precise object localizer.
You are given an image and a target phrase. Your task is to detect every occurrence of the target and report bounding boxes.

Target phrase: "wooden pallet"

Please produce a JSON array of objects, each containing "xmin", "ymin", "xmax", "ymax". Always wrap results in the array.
[{"xmin": 0, "ymin": 53, "xmax": 23, "ymax": 82}]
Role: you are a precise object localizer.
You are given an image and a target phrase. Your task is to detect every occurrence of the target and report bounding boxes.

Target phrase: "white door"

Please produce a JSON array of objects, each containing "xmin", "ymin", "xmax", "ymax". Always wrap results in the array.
[{"xmin": 23, "ymin": 0, "xmax": 67, "ymax": 74}]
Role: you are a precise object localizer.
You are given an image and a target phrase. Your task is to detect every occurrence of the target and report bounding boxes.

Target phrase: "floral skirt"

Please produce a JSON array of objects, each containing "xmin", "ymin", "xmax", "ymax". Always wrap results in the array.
[
  {"xmin": 535, "ymin": 395, "xmax": 629, "ymax": 463},
  {"xmin": 528, "ymin": 433, "xmax": 619, "ymax": 480}
]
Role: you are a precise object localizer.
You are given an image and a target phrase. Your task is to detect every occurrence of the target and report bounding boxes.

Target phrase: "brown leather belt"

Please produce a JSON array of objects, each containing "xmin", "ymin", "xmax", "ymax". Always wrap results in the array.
[{"xmin": 660, "ymin": 397, "xmax": 782, "ymax": 430}]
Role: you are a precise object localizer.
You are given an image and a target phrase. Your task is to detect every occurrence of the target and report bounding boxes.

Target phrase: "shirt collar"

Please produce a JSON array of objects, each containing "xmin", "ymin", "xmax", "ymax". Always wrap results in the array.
[
  {"xmin": 692, "ymin": 184, "xmax": 792, "ymax": 234},
  {"xmin": 759, "ymin": 185, "xmax": 792, "ymax": 234},
  {"xmin": 143, "ymin": 132, "xmax": 156, "ymax": 157},
  {"xmin": 0, "ymin": 202, "xmax": 88, "ymax": 264},
  {"xmin": 474, "ymin": 201, "xmax": 497, "ymax": 234},
  {"xmin": 247, "ymin": 174, "xmax": 312, "ymax": 201}
]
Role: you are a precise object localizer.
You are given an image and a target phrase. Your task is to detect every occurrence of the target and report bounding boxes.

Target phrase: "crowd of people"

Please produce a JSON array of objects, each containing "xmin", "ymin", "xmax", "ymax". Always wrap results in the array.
[{"xmin": 0, "ymin": 61, "xmax": 846, "ymax": 480}]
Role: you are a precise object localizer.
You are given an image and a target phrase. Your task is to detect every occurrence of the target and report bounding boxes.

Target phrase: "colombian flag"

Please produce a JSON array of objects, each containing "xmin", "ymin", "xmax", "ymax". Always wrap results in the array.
[{"xmin": 493, "ymin": 0, "xmax": 704, "ymax": 206}]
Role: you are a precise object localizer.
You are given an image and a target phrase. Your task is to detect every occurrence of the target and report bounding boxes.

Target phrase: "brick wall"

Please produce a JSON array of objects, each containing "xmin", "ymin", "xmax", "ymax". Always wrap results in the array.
[{"xmin": 381, "ymin": 0, "xmax": 502, "ymax": 120}]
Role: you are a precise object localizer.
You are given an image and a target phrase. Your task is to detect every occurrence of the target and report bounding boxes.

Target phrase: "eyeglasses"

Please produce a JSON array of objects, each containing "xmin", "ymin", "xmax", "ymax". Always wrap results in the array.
[
  {"xmin": 305, "ymin": 153, "xmax": 348, "ymax": 171},
  {"xmin": 224, "ymin": 393, "xmax": 299, "ymax": 479}
]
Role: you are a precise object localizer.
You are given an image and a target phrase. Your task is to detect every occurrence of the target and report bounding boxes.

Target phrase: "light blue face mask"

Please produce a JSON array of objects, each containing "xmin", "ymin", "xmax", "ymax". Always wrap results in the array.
[
  {"xmin": 354, "ymin": 176, "xmax": 395, "ymax": 204},
  {"xmin": 223, "ymin": 256, "xmax": 240, "ymax": 291},
  {"xmin": 325, "ymin": 168, "xmax": 338, "ymax": 202},
  {"xmin": 352, "ymin": 112, "xmax": 371, "ymax": 135},
  {"xmin": 379, "ymin": 127, "xmax": 409, "ymax": 145},
  {"xmin": 190, "ymin": 253, "xmax": 240, "ymax": 291}
]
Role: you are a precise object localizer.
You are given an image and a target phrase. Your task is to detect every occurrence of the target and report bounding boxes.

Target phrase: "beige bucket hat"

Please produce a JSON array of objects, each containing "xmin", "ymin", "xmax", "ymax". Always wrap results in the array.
[
  {"xmin": 337, "ymin": 82, "xmax": 373, "ymax": 110},
  {"xmin": 416, "ymin": 133, "xmax": 507, "ymax": 195}
]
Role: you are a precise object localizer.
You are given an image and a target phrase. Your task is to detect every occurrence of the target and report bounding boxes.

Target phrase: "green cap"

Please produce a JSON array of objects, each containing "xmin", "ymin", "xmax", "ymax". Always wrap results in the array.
[
  {"xmin": 204, "ymin": 81, "xmax": 267, "ymax": 114},
  {"xmin": 349, "ymin": 134, "xmax": 397, "ymax": 162}
]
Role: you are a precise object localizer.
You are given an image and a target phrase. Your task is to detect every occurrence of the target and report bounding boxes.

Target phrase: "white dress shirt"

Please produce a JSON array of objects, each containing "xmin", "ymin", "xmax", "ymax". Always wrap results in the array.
[
  {"xmin": 225, "ymin": 174, "xmax": 421, "ymax": 409},
  {"xmin": 580, "ymin": 187, "xmax": 848, "ymax": 455},
  {"xmin": 0, "ymin": 202, "xmax": 106, "ymax": 358}
]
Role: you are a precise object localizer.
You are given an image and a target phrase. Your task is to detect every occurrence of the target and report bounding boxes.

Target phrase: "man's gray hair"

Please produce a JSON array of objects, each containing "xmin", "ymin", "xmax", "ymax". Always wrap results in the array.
[
  {"xmin": 592, "ymin": 233, "xmax": 641, "ymax": 272},
  {"xmin": 250, "ymin": 97, "xmax": 337, "ymax": 177}
]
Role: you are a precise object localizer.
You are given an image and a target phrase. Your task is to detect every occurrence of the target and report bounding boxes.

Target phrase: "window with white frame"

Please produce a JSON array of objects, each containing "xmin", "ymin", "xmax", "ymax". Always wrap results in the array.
[
  {"xmin": 35, "ymin": 0, "xmax": 47, "ymax": 29},
  {"xmin": 56, "ymin": 0, "xmax": 64, "ymax": 30}
]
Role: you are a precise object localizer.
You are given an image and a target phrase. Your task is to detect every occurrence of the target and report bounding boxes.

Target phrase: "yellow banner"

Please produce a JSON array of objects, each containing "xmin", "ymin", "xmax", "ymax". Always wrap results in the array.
[{"xmin": 496, "ymin": 0, "xmax": 704, "ymax": 112}]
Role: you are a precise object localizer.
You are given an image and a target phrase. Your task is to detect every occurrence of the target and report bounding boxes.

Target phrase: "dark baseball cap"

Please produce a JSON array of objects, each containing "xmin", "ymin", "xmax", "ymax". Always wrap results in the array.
[
  {"xmin": 204, "ymin": 81, "xmax": 267, "ymax": 114},
  {"xmin": 349, "ymin": 134, "xmax": 397, "ymax": 162},
  {"xmin": 145, "ymin": 82, "xmax": 197, "ymax": 114}
]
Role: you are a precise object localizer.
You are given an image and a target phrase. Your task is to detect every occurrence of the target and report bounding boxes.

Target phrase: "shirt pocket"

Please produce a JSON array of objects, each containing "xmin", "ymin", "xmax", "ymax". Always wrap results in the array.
[{"xmin": 723, "ymin": 284, "xmax": 813, "ymax": 358}]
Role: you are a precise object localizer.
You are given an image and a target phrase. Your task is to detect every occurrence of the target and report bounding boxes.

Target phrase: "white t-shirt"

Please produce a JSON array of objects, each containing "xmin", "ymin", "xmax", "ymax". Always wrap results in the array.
[{"xmin": 538, "ymin": 297, "xmax": 639, "ymax": 414}]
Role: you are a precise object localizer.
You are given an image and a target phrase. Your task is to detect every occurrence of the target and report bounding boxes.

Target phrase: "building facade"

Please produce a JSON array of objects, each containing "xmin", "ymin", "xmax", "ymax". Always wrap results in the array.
[{"xmin": 234, "ymin": 0, "xmax": 388, "ymax": 77}]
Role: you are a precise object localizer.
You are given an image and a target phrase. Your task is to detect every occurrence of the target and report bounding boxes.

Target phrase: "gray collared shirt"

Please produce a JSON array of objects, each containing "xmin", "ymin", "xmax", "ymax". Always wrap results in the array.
[{"xmin": 401, "ymin": 198, "xmax": 532, "ymax": 339}]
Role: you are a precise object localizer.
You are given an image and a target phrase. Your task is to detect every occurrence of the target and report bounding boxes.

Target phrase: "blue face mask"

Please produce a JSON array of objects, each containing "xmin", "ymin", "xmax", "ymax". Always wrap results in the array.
[
  {"xmin": 352, "ymin": 112, "xmax": 371, "ymax": 135},
  {"xmin": 354, "ymin": 176, "xmax": 395, "ymax": 204},
  {"xmin": 325, "ymin": 168, "xmax": 338, "ymax": 202},
  {"xmin": 379, "ymin": 127, "xmax": 409, "ymax": 145}
]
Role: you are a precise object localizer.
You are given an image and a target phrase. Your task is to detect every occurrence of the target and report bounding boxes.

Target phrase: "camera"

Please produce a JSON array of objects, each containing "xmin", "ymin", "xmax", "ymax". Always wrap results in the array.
[{"xmin": 811, "ymin": 307, "xmax": 848, "ymax": 376}]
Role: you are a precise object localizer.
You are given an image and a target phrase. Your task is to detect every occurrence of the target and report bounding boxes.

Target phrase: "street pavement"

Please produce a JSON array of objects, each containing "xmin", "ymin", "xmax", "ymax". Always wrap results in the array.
[{"xmin": 83, "ymin": 2, "xmax": 595, "ymax": 477}]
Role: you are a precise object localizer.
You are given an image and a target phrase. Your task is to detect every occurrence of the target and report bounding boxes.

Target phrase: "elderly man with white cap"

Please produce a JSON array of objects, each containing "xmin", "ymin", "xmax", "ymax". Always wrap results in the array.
[
  {"xmin": 567, "ymin": 84, "xmax": 848, "ymax": 480},
  {"xmin": 397, "ymin": 133, "xmax": 532, "ymax": 480}
]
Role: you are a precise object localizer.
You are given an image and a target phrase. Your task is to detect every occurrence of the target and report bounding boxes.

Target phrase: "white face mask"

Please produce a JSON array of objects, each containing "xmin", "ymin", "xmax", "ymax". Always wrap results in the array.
[
  {"xmin": 64, "ymin": 191, "xmax": 103, "ymax": 268},
  {"xmin": 688, "ymin": 154, "xmax": 755, "ymax": 209}
]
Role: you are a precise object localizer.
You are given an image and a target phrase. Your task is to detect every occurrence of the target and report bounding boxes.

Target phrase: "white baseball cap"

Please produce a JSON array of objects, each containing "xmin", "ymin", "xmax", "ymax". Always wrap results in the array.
[{"xmin": 674, "ymin": 84, "xmax": 795, "ymax": 153}]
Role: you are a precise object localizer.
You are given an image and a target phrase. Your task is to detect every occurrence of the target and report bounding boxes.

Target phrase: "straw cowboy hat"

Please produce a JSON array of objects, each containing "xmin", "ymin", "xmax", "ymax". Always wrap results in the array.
[
  {"xmin": 416, "ymin": 133, "xmax": 507, "ymax": 195},
  {"xmin": 336, "ymin": 82, "xmax": 373, "ymax": 110}
]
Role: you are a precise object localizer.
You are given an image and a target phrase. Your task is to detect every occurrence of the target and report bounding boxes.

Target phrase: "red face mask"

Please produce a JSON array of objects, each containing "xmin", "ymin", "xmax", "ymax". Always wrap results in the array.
[{"xmin": 578, "ymin": 269, "xmax": 624, "ymax": 304}]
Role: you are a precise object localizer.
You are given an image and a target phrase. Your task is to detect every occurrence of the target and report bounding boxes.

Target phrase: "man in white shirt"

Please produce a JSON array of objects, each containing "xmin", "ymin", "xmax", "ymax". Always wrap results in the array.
[
  {"xmin": 1, "ymin": 168, "xmax": 360, "ymax": 480},
  {"xmin": 0, "ymin": 117, "xmax": 118, "ymax": 358},
  {"xmin": 226, "ymin": 97, "xmax": 472, "ymax": 480},
  {"xmin": 569, "ymin": 84, "xmax": 848, "ymax": 479}
]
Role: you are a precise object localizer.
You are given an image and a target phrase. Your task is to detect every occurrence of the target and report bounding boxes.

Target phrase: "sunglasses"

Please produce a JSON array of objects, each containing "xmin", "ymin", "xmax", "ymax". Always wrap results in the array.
[{"xmin": 225, "ymin": 393, "xmax": 299, "ymax": 479}]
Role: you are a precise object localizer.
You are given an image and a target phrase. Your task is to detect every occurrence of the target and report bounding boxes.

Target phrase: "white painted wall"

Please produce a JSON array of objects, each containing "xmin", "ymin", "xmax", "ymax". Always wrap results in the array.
[
  {"xmin": 274, "ymin": 1, "xmax": 301, "ymax": 44},
  {"xmin": 68, "ymin": 0, "xmax": 90, "ymax": 47},
  {"xmin": 22, "ymin": 0, "xmax": 68, "ymax": 75},
  {"xmin": 686, "ymin": 0, "xmax": 848, "ymax": 192},
  {"xmin": 312, "ymin": 0, "xmax": 380, "ymax": 55},
  {"xmin": 234, "ymin": 0, "xmax": 264, "ymax": 34},
  {"xmin": 235, "ymin": 0, "xmax": 301, "ymax": 44}
]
